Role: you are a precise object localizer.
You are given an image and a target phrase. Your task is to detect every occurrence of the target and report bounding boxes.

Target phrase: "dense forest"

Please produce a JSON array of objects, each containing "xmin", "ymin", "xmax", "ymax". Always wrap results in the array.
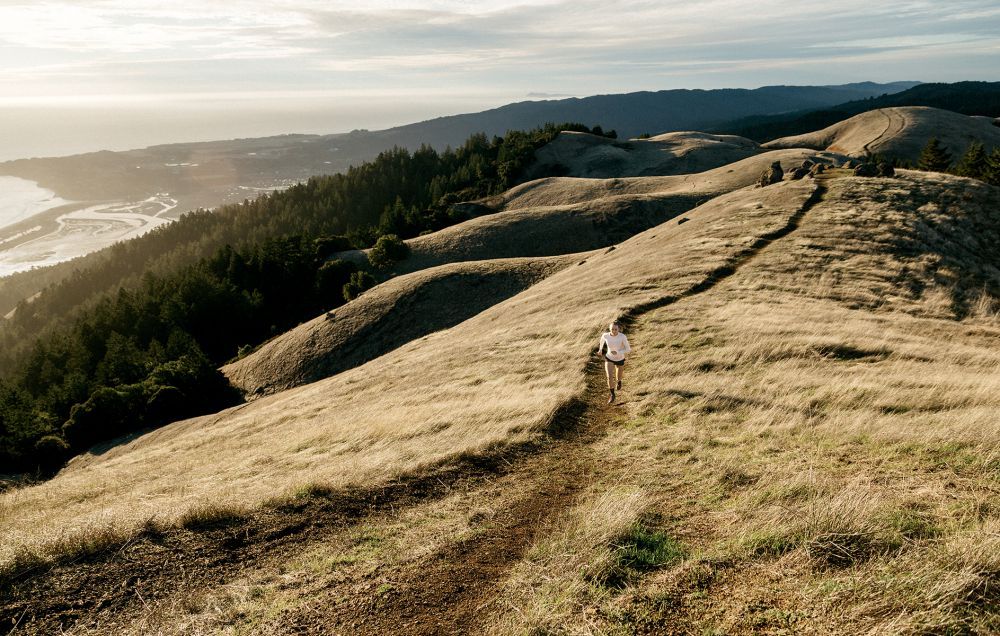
[
  {"xmin": 0, "ymin": 122, "xmax": 613, "ymax": 476},
  {"xmin": 714, "ymin": 81, "xmax": 1000, "ymax": 142}
]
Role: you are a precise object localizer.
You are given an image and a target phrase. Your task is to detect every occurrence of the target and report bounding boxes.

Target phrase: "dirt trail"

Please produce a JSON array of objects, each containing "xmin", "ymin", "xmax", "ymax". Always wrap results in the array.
[
  {"xmin": 287, "ymin": 371, "xmax": 614, "ymax": 635},
  {"xmin": 285, "ymin": 181, "xmax": 829, "ymax": 635},
  {"xmin": 862, "ymin": 108, "xmax": 906, "ymax": 156},
  {"xmin": 1, "ymin": 181, "xmax": 828, "ymax": 636},
  {"xmin": 0, "ymin": 444, "xmax": 549, "ymax": 634}
]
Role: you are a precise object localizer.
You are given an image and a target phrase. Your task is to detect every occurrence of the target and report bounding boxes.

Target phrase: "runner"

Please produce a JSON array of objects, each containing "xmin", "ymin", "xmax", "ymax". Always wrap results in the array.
[{"xmin": 597, "ymin": 321, "xmax": 631, "ymax": 404}]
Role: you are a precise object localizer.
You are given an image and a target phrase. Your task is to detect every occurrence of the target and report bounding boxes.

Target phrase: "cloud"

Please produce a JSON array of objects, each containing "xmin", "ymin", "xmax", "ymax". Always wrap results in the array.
[{"xmin": 0, "ymin": 0, "xmax": 997, "ymax": 105}]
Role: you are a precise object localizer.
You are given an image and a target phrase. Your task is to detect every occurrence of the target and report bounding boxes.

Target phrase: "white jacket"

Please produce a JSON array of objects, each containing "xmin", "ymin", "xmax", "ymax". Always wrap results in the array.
[{"xmin": 599, "ymin": 332, "xmax": 631, "ymax": 362}]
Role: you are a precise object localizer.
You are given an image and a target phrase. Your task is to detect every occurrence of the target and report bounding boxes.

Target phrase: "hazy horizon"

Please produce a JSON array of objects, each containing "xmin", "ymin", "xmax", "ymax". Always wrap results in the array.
[
  {"xmin": 0, "ymin": 81, "xmax": 922, "ymax": 162},
  {"xmin": 1, "ymin": 0, "xmax": 998, "ymax": 162}
]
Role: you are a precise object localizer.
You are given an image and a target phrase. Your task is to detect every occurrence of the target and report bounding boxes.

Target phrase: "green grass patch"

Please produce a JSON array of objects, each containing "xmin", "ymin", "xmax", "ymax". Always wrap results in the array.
[
  {"xmin": 601, "ymin": 522, "xmax": 686, "ymax": 588},
  {"xmin": 743, "ymin": 530, "xmax": 799, "ymax": 558}
]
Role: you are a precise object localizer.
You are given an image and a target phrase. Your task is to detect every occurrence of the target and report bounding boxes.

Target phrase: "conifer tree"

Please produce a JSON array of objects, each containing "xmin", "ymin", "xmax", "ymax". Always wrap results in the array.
[
  {"xmin": 986, "ymin": 147, "xmax": 1000, "ymax": 187},
  {"xmin": 954, "ymin": 142, "xmax": 988, "ymax": 180},
  {"xmin": 917, "ymin": 138, "xmax": 953, "ymax": 173}
]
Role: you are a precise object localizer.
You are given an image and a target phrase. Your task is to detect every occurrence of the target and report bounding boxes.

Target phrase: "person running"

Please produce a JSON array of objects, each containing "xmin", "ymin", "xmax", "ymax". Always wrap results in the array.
[{"xmin": 597, "ymin": 321, "xmax": 631, "ymax": 404}]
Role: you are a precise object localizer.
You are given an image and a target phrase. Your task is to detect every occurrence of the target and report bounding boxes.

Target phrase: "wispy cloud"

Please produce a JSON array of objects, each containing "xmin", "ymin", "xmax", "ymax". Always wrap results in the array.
[{"xmin": 0, "ymin": 1, "xmax": 997, "ymax": 114}]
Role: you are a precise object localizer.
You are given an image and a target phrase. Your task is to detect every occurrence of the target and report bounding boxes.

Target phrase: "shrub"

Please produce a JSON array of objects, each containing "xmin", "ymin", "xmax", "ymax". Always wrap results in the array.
[
  {"xmin": 315, "ymin": 259, "xmax": 359, "ymax": 301},
  {"xmin": 144, "ymin": 385, "xmax": 187, "ymax": 427},
  {"xmin": 150, "ymin": 354, "xmax": 241, "ymax": 412},
  {"xmin": 367, "ymin": 234, "xmax": 409, "ymax": 271},
  {"xmin": 343, "ymin": 271, "xmax": 377, "ymax": 301},
  {"xmin": 33, "ymin": 434, "xmax": 70, "ymax": 473},
  {"xmin": 62, "ymin": 384, "xmax": 147, "ymax": 449},
  {"xmin": 598, "ymin": 522, "xmax": 686, "ymax": 588},
  {"xmin": 313, "ymin": 235, "xmax": 354, "ymax": 260}
]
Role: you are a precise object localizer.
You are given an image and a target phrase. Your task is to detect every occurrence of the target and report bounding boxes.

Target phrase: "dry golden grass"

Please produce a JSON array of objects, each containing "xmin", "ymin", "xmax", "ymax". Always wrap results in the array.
[
  {"xmin": 0, "ymin": 178, "xmax": 820, "ymax": 577},
  {"xmin": 333, "ymin": 149, "xmax": 841, "ymax": 278},
  {"xmin": 488, "ymin": 172, "xmax": 1000, "ymax": 634},
  {"xmin": 488, "ymin": 487, "xmax": 659, "ymax": 635},
  {"xmin": 492, "ymin": 148, "xmax": 835, "ymax": 212},
  {"xmin": 524, "ymin": 130, "xmax": 761, "ymax": 180},
  {"xmin": 6, "ymin": 165, "xmax": 1000, "ymax": 634},
  {"xmin": 76, "ymin": 475, "xmax": 500, "ymax": 635},
  {"xmin": 222, "ymin": 254, "xmax": 580, "ymax": 397},
  {"xmin": 764, "ymin": 106, "xmax": 1000, "ymax": 161}
]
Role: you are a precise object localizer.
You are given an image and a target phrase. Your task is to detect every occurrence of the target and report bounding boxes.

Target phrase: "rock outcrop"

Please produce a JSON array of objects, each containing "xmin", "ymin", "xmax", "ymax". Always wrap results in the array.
[
  {"xmin": 788, "ymin": 159, "xmax": 814, "ymax": 180},
  {"xmin": 853, "ymin": 162, "xmax": 879, "ymax": 177},
  {"xmin": 757, "ymin": 161, "xmax": 784, "ymax": 187}
]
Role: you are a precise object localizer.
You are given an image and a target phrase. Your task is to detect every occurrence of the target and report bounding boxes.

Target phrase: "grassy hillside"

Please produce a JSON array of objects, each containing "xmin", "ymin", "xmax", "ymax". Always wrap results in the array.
[
  {"xmin": 490, "ymin": 171, "xmax": 1000, "ymax": 635},
  {"xmin": 0, "ymin": 124, "xmax": 620, "ymax": 473},
  {"xmin": 715, "ymin": 80, "xmax": 1000, "ymax": 143},
  {"xmin": 0, "ymin": 123, "xmax": 607, "ymax": 325},
  {"xmin": 522, "ymin": 130, "xmax": 762, "ymax": 179},
  {"xmin": 4, "ymin": 167, "xmax": 1000, "ymax": 634},
  {"xmin": 229, "ymin": 149, "xmax": 843, "ymax": 397},
  {"xmin": 0, "ymin": 179, "xmax": 822, "ymax": 576},
  {"xmin": 222, "ymin": 254, "xmax": 581, "ymax": 397},
  {"xmin": 0, "ymin": 82, "xmax": 910, "ymax": 318},
  {"xmin": 763, "ymin": 106, "xmax": 1000, "ymax": 162},
  {"xmin": 3, "ymin": 103, "xmax": 1000, "ymax": 633}
]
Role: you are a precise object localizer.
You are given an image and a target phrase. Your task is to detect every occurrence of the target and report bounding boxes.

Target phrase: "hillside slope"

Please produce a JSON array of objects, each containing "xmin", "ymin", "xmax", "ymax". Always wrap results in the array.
[
  {"xmin": 764, "ymin": 106, "xmax": 1000, "ymax": 160},
  {"xmin": 4, "ymin": 169, "xmax": 1000, "ymax": 634},
  {"xmin": 332, "ymin": 148, "xmax": 843, "ymax": 276},
  {"xmin": 222, "ymin": 254, "xmax": 581, "ymax": 397},
  {"xmin": 714, "ymin": 80, "xmax": 1000, "ymax": 143},
  {"xmin": 248, "ymin": 149, "xmax": 841, "ymax": 396},
  {"xmin": 0, "ymin": 178, "xmax": 824, "ymax": 573},
  {"xmin": 523, "ymin": 130, "xmax": 761, "ymax": 179},
  {"xmin": 372, "ymin": 82, "xmax": 918, "ymax": 150}
]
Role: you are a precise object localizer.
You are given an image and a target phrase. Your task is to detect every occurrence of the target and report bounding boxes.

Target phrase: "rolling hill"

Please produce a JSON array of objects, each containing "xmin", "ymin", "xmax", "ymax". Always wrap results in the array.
[
  {"xmin": 0, "ymin": 81, "xmax": 911, "ymax": 293},
  {"xmin": 522, "ymin": 131, "xmax": 762, "ymax": 180},
  {"xmin": 222, "ymin": 254, "xmax": 582, "ymax": 397},
  {"xmin": 3, "ymin": 107, "xmax": 1000, "ymax": 635},
  {"xmin": 763, "ymin": 106, "xmax": 1000, "ymax": 160},
  {"xmin": 233, "ymin": 148, "xmax": 846, "ymax": 397},
  {"xmin": 0, "ymin": 82, "xmax": 911, "ymax": 204},
  {"xmin": 715, "ymin": 80, "xmax": 1000, "ymax": 143}
]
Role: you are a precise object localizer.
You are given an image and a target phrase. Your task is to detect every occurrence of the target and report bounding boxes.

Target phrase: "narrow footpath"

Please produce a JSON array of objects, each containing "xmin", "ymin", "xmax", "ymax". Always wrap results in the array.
[{"xmin": 1, "ymin": 181, "xmax": 828, "ymax": 636}]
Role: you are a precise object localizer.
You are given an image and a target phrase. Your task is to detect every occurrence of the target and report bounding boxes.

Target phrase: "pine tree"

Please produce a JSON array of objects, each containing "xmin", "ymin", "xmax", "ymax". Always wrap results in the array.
[
  {"xmin": 986, "ymin": 147, "xmax": 1000, "ymax": 187},
  {"xmin": 917, "ymin": 138, "xmax": 953, "ymax": 173},
  {"xmin": 954, "ymin": 142, "xmax": 989, "ymax": 180}
]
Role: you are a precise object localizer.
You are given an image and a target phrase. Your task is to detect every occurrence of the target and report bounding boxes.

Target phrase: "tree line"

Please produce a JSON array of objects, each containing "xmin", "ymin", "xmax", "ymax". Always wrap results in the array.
[
  {"xmin": 0, "ymin": 123, "xmax": 614, "ymax": 476},
  {"xmin": 913, "ymin": 138, "xmax": 1000, "ymax": 185}
]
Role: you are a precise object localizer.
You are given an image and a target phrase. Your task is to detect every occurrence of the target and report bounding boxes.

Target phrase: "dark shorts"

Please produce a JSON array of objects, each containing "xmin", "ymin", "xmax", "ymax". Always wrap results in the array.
[{"xmin": 605, "ymin": 355, "xmax": 625, "ymax": 367}]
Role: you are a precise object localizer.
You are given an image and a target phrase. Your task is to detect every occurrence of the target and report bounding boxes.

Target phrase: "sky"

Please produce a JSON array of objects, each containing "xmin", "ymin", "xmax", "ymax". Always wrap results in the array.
[{"xmin": 0, "ymin": 0, "xmax": 998, "ymax": 160}]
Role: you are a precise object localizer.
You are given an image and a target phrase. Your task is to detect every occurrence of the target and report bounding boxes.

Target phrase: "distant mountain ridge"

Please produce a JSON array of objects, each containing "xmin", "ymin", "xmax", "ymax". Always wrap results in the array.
[
  {"xmin": 0, "ymin": 82, "xmax": 917, "ymax": 204},
  {"xmin": 0, "ymin": 81, "xmax": 917, "ymax": 308},
  {"xmin": 365, "ymin": 82, "xmax": 921, "ymax": 150}
]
